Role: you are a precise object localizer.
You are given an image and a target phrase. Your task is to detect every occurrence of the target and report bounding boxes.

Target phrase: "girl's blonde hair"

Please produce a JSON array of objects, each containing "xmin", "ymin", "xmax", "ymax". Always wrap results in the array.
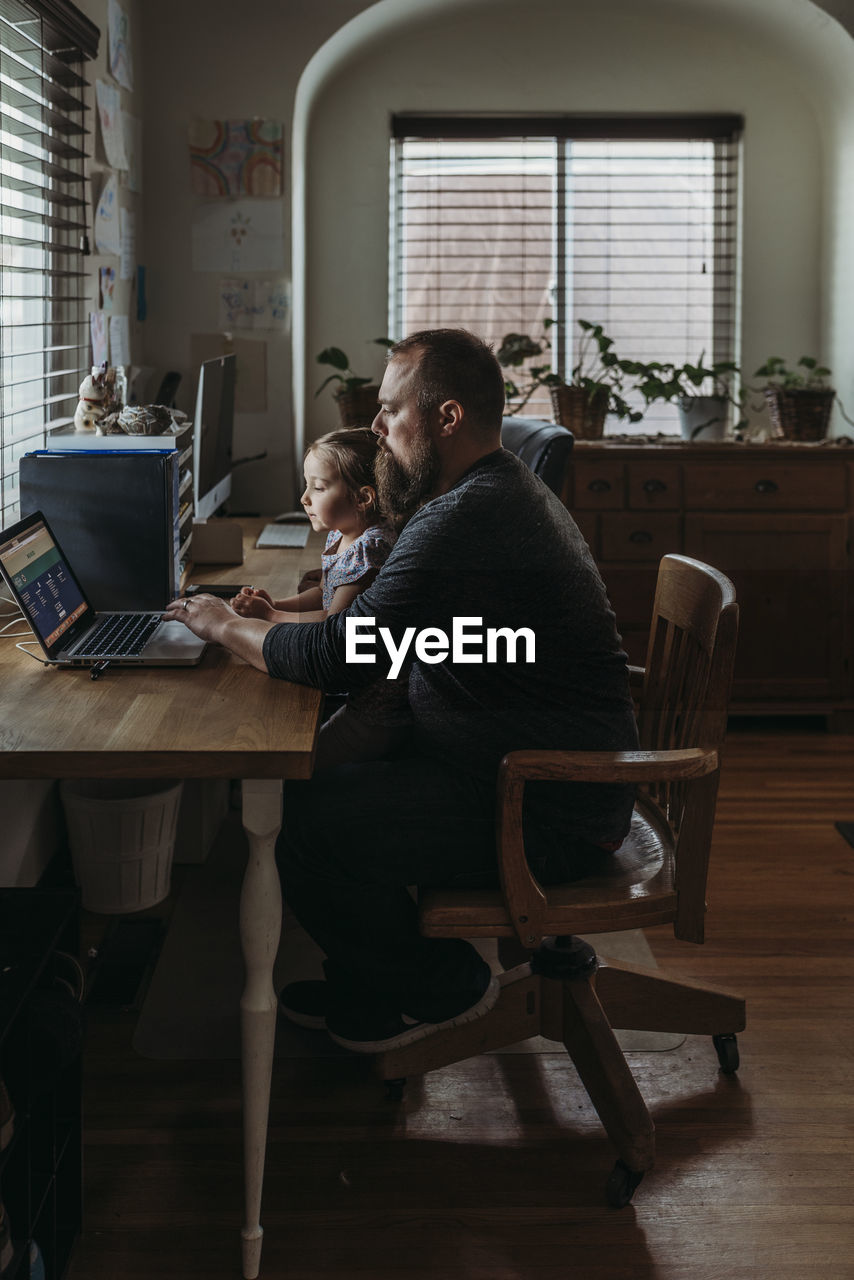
[{"xmin": 306, "ymin": 427, "xmax": 383, "ymax": 521}]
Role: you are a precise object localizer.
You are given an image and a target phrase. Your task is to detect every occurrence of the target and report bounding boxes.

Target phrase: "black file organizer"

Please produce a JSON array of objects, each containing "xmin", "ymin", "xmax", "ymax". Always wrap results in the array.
[{"xmin": 20, "ymin": 450, "xmax": 181, "ymax": 612}]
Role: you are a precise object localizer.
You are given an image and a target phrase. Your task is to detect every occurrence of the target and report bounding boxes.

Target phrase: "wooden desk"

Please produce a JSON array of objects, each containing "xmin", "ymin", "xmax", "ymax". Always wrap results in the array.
[{"xmin": 0, "ymin": 518, "xmax": 322, "ymax": 1279}]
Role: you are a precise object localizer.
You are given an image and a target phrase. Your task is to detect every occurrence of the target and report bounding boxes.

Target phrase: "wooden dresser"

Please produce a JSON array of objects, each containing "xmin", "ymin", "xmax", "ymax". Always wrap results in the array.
[{"xmin": 566, "ymin": 440, "xmax": 853, "ymax": 727}]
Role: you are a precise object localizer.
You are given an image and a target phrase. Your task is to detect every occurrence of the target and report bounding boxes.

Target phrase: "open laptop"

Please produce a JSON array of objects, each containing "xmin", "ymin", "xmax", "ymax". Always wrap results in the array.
[{"xmin": 0, "ymin": 510, "xmax": 206, "ymax": 667}]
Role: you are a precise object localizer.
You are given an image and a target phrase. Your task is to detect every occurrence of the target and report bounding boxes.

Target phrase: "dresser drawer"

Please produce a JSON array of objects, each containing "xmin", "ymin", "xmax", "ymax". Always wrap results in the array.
[
  {"xmin": 600, "ymin": 514, "xmax": 682, "ymax": 562},
  {"xmin": 599, "ymin": 565, "xmax": 659, "ymax": 628},
  {"xmin": 571, "ymin": 460, "xmax": 625, "ymax": 509},
  {"xmin": 572, "ymin": 510, "xmax": 599, "ymax": 555},
  {"xmin": 628, "ymin": 462, "xmax": 681, "ymax": 510},
  {"xmin": 683, "ymin": 462, "xmax": 848, "ymax": 510}
]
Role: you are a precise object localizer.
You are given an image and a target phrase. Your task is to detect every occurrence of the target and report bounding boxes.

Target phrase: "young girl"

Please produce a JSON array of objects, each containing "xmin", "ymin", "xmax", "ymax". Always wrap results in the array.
[
  {"xmin": 231, "ymin": 427, "xmax": 411, "ymax": 768},
  {"xmin": 233, "ymin": 427, "xmax": 393, "ymax": 624}
]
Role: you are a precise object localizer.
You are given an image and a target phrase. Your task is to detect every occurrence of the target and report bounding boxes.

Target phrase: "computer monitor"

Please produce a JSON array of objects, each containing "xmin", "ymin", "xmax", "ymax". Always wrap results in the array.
[{"xmin": 193, "ymin": 354, "xmax": 236, "ymax": 518}]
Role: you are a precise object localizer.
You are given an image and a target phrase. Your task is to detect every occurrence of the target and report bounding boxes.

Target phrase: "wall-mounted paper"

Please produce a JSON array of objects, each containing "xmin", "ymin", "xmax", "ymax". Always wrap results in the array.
[
  {"xmin": 108, "ymin": 0, "xmax": 133, "ymax": 91},
  {"xmin": 122, "ymin": 112, "xmax": 142, "ymax": 192},
  {"xmin": 189, "ymin": 119, "xmax": 283, "ymax": 197},
  {"xmin": 190, "ymin": 333, "xmax": 267, "ymax": 414},
  {"xmin": 191, "ymin": 200, "xmax": 284, "ymax": 272},
  {"xmin": 119, "ymin": 208, "xmax": 135, "ymax": 280},
  {"xmin": 218, "ymin": 278, "xmax": 290, "ymax": 330},
  {"xmin": 90, "ymin": 311, "xmax": 109, "ymax": 367},
  {"xmin": 110, "ymin": 315, "xmax": 130, "ymax": 368},
  {"xmin": 94, "ymin": 174, "xmax": 121, "ymax": 255},
  {"xmin": 95, "ymin": 80, "xmax": 128, "ymax": 169},
  {"xmin": 99, "ymin": 266, "xmax": 116, "ymax": 312}
]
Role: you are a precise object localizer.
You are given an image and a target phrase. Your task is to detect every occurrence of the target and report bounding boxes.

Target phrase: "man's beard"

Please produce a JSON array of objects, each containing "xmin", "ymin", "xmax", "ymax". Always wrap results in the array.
[{"xmin": 375, "ymin": 423, "xmax": 441, "ymax": 529}]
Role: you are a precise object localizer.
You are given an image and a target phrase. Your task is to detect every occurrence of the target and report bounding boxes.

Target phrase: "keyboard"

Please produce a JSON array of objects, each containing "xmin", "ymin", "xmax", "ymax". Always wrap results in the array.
[
  {"xmin": 71, "ymin": 613, "xmax": 161, "ymax": 657},
  {"xmin": 255, "ymin": 523, "xmax": 310, "ymax": 549}
]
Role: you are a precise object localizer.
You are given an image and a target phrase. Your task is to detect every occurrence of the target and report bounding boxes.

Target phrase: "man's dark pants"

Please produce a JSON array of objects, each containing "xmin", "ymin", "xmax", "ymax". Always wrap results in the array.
[{"xmin": 276, "ymin": 753, "xmax": 608, "ymax": 1020}]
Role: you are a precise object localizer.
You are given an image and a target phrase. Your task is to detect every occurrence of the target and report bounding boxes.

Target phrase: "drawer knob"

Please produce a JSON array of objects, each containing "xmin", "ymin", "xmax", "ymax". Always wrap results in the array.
[
  {"xmin": 642, "ymin": 478, "xmax": 667, "ymax": 493},
  {"xmin": 754, "ymin": 479, "xmax": 779, "ymax": 494},
  {"xmin": 588, "ymin": 478, "xmax": 612, "ymax": 493},
  {"xmin": 629, "ymin": 529, "xmax": 653, "ymax": 545}
]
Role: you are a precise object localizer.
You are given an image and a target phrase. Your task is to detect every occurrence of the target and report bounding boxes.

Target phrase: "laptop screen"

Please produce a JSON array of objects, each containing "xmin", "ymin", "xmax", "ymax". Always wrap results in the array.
[{"xmin": 0, "ymin": 514, "xmax": 92, "ymax": 653}]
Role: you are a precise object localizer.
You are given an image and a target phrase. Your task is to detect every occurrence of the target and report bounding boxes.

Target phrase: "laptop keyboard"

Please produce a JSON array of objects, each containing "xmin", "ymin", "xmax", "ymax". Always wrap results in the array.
[
  {"xmin": 72, "ymin": 613, "xmax": 162, "ymax": 657},
  {"xmin": 255, "ymin": 523, "xmax": 310, "ymax": 548}
]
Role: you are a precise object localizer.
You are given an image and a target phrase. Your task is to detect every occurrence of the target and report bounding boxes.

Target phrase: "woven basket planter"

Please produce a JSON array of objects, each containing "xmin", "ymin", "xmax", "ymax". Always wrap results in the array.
[
  {"xmin": 550, "ymin": 385, "xmax": 609, "ymax": 439},
  {"xmin": 764, "ymin": 388, "xmax": 834, "ymax": 441},
  {"xmin": 335, "ymin": 385, "xmax": 381, "ymax": 430}
]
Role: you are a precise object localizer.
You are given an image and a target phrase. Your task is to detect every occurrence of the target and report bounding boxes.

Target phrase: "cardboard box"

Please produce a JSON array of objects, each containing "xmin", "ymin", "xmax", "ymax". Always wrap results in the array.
[{"xmin": 191, "ymin": 518, "xmax": 244, "ymax": 564}]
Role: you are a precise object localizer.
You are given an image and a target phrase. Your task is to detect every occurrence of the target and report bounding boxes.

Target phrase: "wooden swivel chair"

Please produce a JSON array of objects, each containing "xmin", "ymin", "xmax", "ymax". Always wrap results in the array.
[{"xmin": 377, "ymin": 554, "xmax": 745, "ymax": 1206}]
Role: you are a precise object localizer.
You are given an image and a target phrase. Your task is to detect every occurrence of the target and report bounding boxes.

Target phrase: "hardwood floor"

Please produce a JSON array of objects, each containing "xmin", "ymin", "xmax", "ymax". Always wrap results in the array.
[{"xmin": 68, "ymin": 724, "xmax": 854, "ymax": 1279}]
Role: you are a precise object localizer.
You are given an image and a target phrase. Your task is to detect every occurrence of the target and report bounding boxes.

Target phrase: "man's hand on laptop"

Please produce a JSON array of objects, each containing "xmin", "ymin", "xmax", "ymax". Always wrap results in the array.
[
  {"xmin": 163, "ymin": 594, "xmax": 274, "ymax": 672},
  {"xmin": 163, "ymin": 593, "xmax": 234, "ymax": 644}
]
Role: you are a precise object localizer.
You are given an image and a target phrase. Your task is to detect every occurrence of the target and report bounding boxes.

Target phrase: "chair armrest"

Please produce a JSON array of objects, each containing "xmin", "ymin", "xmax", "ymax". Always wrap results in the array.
[
  {"xmin": 494, "ymin": 746, "xmax": 718, "ymax": 946},
  {"xmin": 627, "ymin": 664, "xmax": 645, "ymax": 689},
  {"xmin": 500, "ymin": 747, "xmax": 718, "ymax": 786}
]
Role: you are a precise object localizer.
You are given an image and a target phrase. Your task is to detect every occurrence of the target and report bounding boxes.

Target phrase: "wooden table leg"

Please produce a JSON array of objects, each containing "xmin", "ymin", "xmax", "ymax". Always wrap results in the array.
[{"xmin": 239, "ymin": 778, "xmax": 283, "ymax": 1280}]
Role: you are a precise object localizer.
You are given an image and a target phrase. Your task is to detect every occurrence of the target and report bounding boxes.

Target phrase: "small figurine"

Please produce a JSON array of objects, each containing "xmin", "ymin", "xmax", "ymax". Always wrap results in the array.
[{"xmin": 73, "ymin": 365, "xmax": 108, "ymax": 433}]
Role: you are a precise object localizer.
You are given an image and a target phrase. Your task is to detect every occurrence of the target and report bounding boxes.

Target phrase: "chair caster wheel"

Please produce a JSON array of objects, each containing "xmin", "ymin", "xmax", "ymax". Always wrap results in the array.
[
  {"xmin": 384, "ymin": 1077, "xmax": 406, "ymax": 1101},
  {"xmin": 606, "ymin": 1159, "xmax": 644, "ymax": 1208},
  {"xmin": 713, "ymin": 1033, "xmax": 740, "ymax": 1074}
]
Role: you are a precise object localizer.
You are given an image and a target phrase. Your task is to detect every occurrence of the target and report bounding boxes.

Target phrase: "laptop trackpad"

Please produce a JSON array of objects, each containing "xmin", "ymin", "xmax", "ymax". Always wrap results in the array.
[{"xmin": 147, "ymin": 619, "xmax": 207, "ymax": 661}]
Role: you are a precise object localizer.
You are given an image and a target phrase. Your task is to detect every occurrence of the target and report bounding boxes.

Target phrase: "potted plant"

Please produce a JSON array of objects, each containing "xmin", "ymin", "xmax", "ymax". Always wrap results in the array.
[
  {"xmin": 753, "ymin": 356, "xmax": 844, "ymax": 441},
  {"xmin": 497, "ymin": 324, "xmax": 556, "ymax": 416},
  {"xmin": 498, "ymin": 319, "xmax": 643, "ymax": 438},
  {"xmin": 315, "ymin": 338, "xmax": 393, "ymax": 428},
  {"xmin": 622, "ymin": 353, "xmax": 745, "ymax": 441}
]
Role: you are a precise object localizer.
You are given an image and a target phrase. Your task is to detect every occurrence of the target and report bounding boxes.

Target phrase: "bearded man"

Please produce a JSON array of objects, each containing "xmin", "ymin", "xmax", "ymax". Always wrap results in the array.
[{"xmin": 166, "ymin": 329, "xmax": 638, "ymax": 1052}]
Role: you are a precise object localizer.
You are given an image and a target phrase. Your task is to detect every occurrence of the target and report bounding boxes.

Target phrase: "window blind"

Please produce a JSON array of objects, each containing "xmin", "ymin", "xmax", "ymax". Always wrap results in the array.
[
  {"xmin": 390, "ymin": 115, "xmax": 742, "ymax": 431},
  {"xmin": 0, "ymin": 0, "xmax": 97, "ymax": 527}
]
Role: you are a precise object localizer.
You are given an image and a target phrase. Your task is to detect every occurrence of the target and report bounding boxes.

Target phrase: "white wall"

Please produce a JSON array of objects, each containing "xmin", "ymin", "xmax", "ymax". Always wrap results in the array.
[
  {"xmin": 300, "ymin": 0, "xmax": 853, "ymax": 446},
  {"xmin": 130, "ymin": 0, "xmax": 854, "ymax": 504},
  {"xmin": 138, "ymin": 0, "xmax": 370, "ymax": 516}
]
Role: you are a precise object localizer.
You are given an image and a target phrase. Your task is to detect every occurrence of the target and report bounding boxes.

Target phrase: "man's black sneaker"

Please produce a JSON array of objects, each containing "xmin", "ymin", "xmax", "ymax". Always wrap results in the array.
[
  {"xmin": 326, "ymin": 974, "xmax": 501, "ymax": 1054},
  {"xmin": 278, "ymin": 980, "xmax": 328, "ymax": 1030}
]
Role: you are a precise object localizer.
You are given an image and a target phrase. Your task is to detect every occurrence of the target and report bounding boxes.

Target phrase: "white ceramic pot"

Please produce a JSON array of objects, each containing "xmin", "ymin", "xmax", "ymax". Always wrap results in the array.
[{"xmin": 678, "ymin": 395, "xmax": 729, "ymax": 441}]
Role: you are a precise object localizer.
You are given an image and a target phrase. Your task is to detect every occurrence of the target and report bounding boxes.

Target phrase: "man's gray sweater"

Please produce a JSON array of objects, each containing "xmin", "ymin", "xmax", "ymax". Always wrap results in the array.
[{"xmin": 263, "ymin": 448, "xmax": 639, "ymax": 843}]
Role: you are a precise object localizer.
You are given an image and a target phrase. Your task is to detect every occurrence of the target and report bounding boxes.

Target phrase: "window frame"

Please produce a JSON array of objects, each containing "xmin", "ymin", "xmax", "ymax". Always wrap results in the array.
[
  {"xmin": 0, "ymin": 0, "xmax": 98, "ymax": 527},
  {"xmin": 390, "ymin": 113, "xmax": 743, "ymax": 432}
]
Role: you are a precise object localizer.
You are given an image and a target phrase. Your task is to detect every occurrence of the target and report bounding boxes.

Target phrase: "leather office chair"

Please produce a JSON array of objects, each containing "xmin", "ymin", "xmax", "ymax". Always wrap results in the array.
[
  {"xmin": 377, "ymin": 553, "xmax": 745, "ymax": 1207},
  {"xmin": 500, "ymin": 416, "xmax": 574, "ymax": 500}
]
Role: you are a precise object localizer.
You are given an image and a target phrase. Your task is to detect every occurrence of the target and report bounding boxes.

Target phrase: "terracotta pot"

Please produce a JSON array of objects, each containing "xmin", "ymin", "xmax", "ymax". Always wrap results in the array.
[
  {"xmin": 549, "ymin": 385, "xmax": 608, "ymax": 439},
  {"xmin": 335, "ymin": 385, "xmax": 381, "ymax": 430},
  {"xmin": 763, "ymin": 388, "xmax": 834, "ymax": 441}
]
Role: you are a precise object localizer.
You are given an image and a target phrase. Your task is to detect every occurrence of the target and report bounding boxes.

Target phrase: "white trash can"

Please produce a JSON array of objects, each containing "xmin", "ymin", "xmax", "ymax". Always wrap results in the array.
[{"xmin": 60, "ymin": 779, "xmax": 184, "ymax": 913}]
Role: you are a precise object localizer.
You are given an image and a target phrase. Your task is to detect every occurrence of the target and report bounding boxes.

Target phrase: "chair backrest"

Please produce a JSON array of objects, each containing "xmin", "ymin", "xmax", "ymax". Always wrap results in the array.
[
  {"xmin": 501, "ymin": 416, "xmax": 574, "ymax": 499},
  {"xmin": 637, "ymin": 555, "xmax": 739, "ymax": 939},
  {"xmin": 638, "ymin": 554, "xmax": 738, "ymax": 750}
]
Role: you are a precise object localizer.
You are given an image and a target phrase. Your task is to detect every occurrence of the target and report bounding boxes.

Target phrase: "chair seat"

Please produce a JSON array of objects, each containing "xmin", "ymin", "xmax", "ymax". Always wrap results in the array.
[{"xmin": 419, "ymin": 803, "xmax": 678, "ymax": 939}]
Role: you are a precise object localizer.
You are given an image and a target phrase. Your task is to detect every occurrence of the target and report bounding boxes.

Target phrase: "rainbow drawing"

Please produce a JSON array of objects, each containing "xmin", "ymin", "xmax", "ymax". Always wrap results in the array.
[{"xmin": 189, "ymin": 119, "xmax": 284, "ymax": 197}]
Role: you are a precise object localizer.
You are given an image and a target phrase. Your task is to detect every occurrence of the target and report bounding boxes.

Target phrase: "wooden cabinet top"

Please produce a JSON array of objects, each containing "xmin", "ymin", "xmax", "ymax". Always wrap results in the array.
[
  {"xmin": 570, "ymin": 439, "xmax": 854, "ymax": 461},
  {"xmin": 569, "ymin": 441, "xmax": 852, "ymax": 510}
]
